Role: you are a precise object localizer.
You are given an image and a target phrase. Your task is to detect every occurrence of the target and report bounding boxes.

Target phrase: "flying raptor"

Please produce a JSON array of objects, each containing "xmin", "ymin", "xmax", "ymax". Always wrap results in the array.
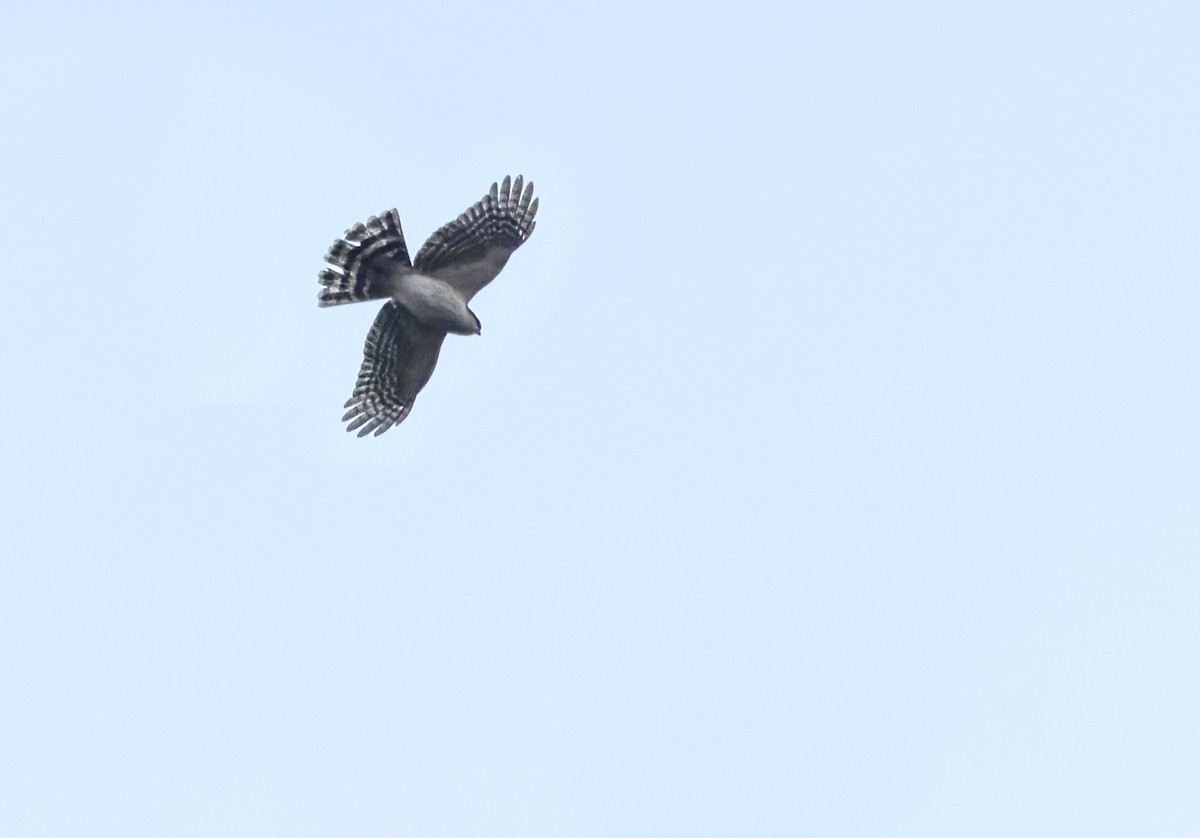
[{"xmin": 318, "ymin": 176, "xmax": 538, "ymax": 436}]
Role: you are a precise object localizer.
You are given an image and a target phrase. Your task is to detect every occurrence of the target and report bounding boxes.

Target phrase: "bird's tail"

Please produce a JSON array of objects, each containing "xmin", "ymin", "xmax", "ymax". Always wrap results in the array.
[{"xmin": 318, "ymin": 208, "xmax": 412, "ymax": 307}]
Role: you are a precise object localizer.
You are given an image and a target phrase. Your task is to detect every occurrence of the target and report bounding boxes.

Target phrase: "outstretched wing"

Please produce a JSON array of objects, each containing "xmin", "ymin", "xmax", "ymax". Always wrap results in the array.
[
  {"xmin": 341, "ymin": 302, "xmax": 447, "ymax": 436},
  {"xmin": 319, "ymin": 209, "xmax": 412, "ymax": 307},
  {"xmin": 413, "ymin": 175, "xmax": 538, "ymax": 301}
]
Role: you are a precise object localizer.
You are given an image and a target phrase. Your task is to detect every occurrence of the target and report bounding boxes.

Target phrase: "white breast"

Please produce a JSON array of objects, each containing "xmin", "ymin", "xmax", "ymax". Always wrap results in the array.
[{"xmin": 392, "ymin": 273, "xmax": 478, "ymax": 335}]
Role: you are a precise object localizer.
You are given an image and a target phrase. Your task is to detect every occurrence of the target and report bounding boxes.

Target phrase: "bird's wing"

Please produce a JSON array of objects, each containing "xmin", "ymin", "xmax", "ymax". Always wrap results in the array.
[
  {"xmin": 341, "ymin": 302, "xmax": 447, "ymax": 436},
  {"xmin": 413, "ymin": 175, "xmax": 538, "ymax": 301},
  {"xmin": 318, "ymin": 208, "xmax": 412, "ymax": 307}
]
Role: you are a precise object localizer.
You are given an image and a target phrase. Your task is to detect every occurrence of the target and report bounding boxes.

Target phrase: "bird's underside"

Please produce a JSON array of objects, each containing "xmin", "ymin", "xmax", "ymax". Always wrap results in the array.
[{"xmin": 318, "ymin": 176, "xmax": 537, "ymax": 436}]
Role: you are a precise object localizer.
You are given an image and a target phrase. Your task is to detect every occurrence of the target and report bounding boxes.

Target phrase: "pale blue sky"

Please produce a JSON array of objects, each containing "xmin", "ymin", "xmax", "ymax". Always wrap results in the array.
[{"xmin": 2, "ymin": 1, "xmax": 1199, "ymax": 835}]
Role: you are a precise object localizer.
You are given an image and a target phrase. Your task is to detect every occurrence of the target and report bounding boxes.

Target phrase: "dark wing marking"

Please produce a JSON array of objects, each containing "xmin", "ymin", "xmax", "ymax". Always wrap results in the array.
[
  {"xmin": 412, "ymin": 175, "xmax": 538, "ymax": 301},
  {"xmin": 341, "ymin": 302, "xmax": 447, "ymax": 436},
  {"xmin": 318, "ymin": 209, "xmax": 412, "ymax": 307}
]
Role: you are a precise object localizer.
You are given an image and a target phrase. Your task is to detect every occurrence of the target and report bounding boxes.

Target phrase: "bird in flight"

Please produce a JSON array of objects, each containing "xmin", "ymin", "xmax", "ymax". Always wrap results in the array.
[{"xmin": 318, "ymin": 176, "xmax": 538, "ymax": 436}]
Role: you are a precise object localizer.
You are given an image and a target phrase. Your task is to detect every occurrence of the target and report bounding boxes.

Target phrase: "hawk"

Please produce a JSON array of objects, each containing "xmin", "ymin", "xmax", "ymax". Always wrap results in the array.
[{"xmin": 318, "ymin": 176, "xmax": 538, "ymax": 436}]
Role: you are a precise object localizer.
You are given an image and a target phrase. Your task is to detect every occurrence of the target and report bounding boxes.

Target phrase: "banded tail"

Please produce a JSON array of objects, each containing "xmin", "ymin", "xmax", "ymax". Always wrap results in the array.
[{"xmin": 318, "ymin": 208, "xmax": 412, "ymax": 307}]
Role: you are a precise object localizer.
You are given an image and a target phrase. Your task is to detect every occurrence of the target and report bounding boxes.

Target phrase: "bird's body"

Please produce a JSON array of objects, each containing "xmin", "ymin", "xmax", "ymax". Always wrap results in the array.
[
  {"xmin": 317, "ymin": 176, "xmax": 538, "ymax": 436},
  {"xmin": 389, "ymin": 271, "xmax": 480, "ymax": 335}
]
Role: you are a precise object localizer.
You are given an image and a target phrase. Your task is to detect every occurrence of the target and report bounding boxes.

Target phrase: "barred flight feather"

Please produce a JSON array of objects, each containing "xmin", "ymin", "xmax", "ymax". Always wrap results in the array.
[
  {"xmin": 413, "ymin": 175, "xmax": 538, "ymax": 278},
  {"xmin": 339, "ymin": 302, "xmax": 445, "ymax": 437},
  {"xmin": 317, "ymin": 208, "xmax": 412, "ymax": 307}
]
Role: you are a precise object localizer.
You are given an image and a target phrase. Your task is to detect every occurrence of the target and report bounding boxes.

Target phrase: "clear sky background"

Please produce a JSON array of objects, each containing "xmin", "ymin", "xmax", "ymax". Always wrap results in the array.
[{"xmin": 2, "ymin": 1, "xmax": 1198, "ymax": 835}]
